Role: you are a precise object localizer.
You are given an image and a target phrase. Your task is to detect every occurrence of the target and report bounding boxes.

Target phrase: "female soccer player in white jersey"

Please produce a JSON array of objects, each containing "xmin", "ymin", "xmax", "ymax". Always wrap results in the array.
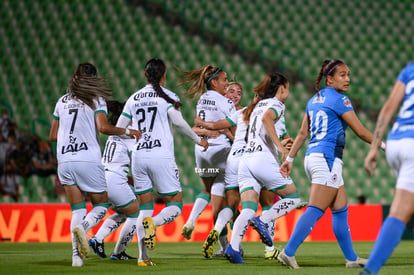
[
  {"xmin": 225, "ymin": 73, "xmax": 303, "ymax": 264},
  {"xmin": 177, "ymin": 65, "xmax": 236, "ymax": 240},
  {"xmin": 278, "ymin": 59, "xmax": 385, "ymax": 269},
  {"xmin": 88, "ymin": 100, "xmax": 139, "ymax": 261},
  {"xmin": 49, "ymin": 63, "xmax": 141, "ymax": 267},
  {"xmin": 361, "ymin": 62, "xmax": 414, "ymax": 275},
  {"xmin": 198, "ymin": 89, "xmax": 294, "ymax": 259},
  {"xmin": 116, "ymin": 58, "xmax": 208, "ymax": 266}
]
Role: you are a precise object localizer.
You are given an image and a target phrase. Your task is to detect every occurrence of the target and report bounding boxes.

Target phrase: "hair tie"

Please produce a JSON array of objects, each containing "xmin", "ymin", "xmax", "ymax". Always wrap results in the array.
[
  {"xmin": 205, "ymin": 68, "xmax": 222, "ymax": 84},
  {"xmin": 324, "ymin": 62, "xmax": 342, "ymax": 77}
]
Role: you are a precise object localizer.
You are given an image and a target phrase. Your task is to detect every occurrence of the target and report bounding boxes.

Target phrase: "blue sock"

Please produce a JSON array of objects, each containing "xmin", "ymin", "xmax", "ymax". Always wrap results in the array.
[
  {"xmin": 332, "ymin": 205, "xmax": 357, "ymax": 261},
  {"xmin": 284, "ymin": 206, "xmax": 324, "ymax": 256},
  {"xmin": 365, "ymin": 217, "xmax": 405, "ymax": 274}
]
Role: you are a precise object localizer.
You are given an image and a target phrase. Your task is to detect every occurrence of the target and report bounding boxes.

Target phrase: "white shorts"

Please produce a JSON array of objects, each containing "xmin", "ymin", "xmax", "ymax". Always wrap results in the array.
[
  {"xmin": 105, "ymin": 171, "xmax": 136, "ymax": 208},
  {"xmin": 195, "ymin": 144, "xmax": 230, "ymax": 179},
  {"xmin": 132, "ymin": 157, "xmax": 181, "ymax": 195},
  {"xmin": 58, "ymin": 161, "xmax": 107, "ymax": 193},
  {"xmin": 224, "ymin": 152, "xmax": 242, "ymax": 190},
  {"xmin": 304, "ymin": 153, "xmax": 344, "ymax": 188},
  {"xmin": 238, "ymin": 153, "xmax": 293, "ymax": 195},
  {"xmin": 386, "ymin": 139, "xmax": 414, "ymax": 193}
]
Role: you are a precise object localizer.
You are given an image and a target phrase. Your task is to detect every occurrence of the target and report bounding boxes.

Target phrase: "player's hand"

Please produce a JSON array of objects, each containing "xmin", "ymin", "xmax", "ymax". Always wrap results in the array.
[
  {"xmin": 280, "ymin": 161, "xmax": 292, "ymax": 178},
  {"xmin": 364, "ymin": 149, "xmax": 379, "ymax": 176},
  {"xmin": 128, "ymin": 129, "xmax": 142, "ymax": 141},
  {"xmin": 281, "ymin": 137, "xmax": 294, "ymax": 150},
  {"xmin": 199, "ymin": 138, "xmax": 208, "ymax": 151},
  {"xmin": 194, "ymin": 116, "xmax": 204, "ymax": 127}
]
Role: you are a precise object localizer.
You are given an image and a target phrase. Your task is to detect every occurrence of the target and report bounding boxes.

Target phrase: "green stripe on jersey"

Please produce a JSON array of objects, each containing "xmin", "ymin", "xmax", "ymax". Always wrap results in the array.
[
  {"xmin": 269, "ymin": 107, "xmax": 279, "ymax": 120},
  {"xmin": 226, "ymin": 116, "xmax": 236, "ymax": 127},
  {"xmin": 122, "ymin": 112, "xmax": 132, "ymax": 119}
]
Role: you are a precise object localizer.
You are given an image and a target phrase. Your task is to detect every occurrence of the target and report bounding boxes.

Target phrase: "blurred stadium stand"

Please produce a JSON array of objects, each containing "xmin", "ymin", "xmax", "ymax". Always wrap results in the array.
[{"xmin": 0, "ymin": 0, "xmax": 412, "ymax": 203}]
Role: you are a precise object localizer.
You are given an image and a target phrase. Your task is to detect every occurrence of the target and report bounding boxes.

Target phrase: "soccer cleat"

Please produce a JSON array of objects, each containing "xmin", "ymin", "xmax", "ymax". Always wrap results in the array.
[
  {"xmin": 264, "ymin": 247, "xmax": 281, "ymax": 260},
  {"xmin": 110, "ymin": 251, "xmax": 136, "ymax": 260},
  {"xmin": 73, "ymin": 224, "xmax": 90, "ymax": 258},
  {"xmin": 137, "ymin": 258, "xmax": 156, "ymax": 266},
  {"xmin": 277, "ymin": 249, "xmax": 300, "ymax": 269},
  {"xmin": 181, "ymin": 221, "xmax": 194, "ymax": 240},
  {"xmin": 72, "ymin": 254, "xmax": 84, "ymax": 267},
  {"xmin": 212, "ymin": 249, "xmax": 225, "ymax": 258},
  {"xmin": 202, "ymin": 229, "xmax": 219, "ymax": 258},
  {"xmin": 249, "ymin": 216, "xmax": 273, "ymax": 246},
  {"xmin": 143, "ymin": 217, "xmax": 156, "ymax": 250},
  {"xmin": 224, "ymin": 244, "xmax": 246, "ymax": 264},
  {"xmin": 88, "ymin": 236, "xmax": 106, "ymax": 258},
  {"xmin": 359, "ymin": 267, "xmax": 374, "ymax": 275},
  {"xmin": 346, "ymin": 257, "xmax": 368, "ymax": 268}
]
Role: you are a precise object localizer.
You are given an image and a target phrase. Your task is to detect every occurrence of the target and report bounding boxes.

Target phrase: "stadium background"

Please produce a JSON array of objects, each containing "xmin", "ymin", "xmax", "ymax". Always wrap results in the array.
[{"xmin": 0, "ymin": 0, "xmax": 413, "ymax": 207}]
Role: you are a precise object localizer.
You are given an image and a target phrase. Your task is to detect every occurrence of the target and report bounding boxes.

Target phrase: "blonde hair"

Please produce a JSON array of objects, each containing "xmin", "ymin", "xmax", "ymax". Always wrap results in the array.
[
  {"xmin": 68, "ymin": 63, "xmax": 112, "ymax": 109},
  {"xmin": 177, "ymin": 64, "xmax": 221, "ymax": 100}
]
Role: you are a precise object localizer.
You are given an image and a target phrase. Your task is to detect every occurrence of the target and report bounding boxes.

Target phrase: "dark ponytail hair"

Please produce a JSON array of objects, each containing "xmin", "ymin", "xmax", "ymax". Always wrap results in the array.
[
  {"xmin": 315, "ymin": 59, "xmax": 344, "ymax": 91},
  {"xmin": 145, "ymin": 58, "xmax": 182, "ymax": 109},
  {"xmin": 242, "ymin": 73, "xmax": 288, "ymax": 125},
  {"xmin": 106, "ymin": 100, "xmax": 125, "ymax": 125}
]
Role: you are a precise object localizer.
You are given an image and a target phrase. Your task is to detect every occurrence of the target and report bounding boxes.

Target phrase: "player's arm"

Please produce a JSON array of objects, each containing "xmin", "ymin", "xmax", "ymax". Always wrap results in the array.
[
  {"xmin": 364, "ymin": 80, "xmax": 405, "ymax": 175},
  {"xmin": 168, "ymin": 107, "xmax": 208, "ymax": 150},
  {"xmin": 194, "ymin": 116, "xmax": 233, "ymax": 130},
  {"xmin": 342, "ymin": 110, "xmax": 374, "ymax": 144},
  {"xmin": 96, "ymin": 112, "xmax": 141, "ymax": 140},
  {"xmin": 262, "ymin": 109, "xmax": 288, "ymax": 159},
  {"xmin": 49, "ymin": 118, "xmax": 59, "ymax": 142},
  {"xmin": 280, "ymin": 113, "xmax": 309, "ymax": 177}
]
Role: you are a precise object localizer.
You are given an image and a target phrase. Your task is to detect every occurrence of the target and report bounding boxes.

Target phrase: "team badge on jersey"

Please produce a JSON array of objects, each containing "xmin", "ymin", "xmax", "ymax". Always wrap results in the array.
[{"xmin": 342, "ymin": 97, "xmax": 352, "ymax": 108}]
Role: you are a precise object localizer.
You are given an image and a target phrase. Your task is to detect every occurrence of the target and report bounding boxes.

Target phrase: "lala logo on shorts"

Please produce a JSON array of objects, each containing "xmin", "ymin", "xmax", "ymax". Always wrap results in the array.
[{"xmin": 331, "ymin": 173, "xmax": 338, "ymax": 183}]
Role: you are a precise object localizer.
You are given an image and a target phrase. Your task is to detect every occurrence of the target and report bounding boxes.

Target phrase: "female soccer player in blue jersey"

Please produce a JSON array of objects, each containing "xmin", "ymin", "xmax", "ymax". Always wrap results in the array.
[
  {"xmin": 278, "ymin": 59, "xmax": 385, "ymax": 269},
  {"xmin": 361, "ymin": 62, "xmax": 414, "ymax": 275}
]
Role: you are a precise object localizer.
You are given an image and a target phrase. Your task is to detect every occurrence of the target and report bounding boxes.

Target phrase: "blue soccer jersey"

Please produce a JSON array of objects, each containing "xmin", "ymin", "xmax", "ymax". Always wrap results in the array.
[
  {"xmin": 388, "ymin": 61, "xmax": 414, "ymax": 140},
  {"xmin": 305, "ymin": 87, "xmax": 354, "ymax": 168}
]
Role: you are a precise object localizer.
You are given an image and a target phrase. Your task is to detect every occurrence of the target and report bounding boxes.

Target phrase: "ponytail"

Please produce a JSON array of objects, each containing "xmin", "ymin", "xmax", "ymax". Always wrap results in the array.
[
  {"xmin": 145, "ymin": 58, "xmax": 182, "ymax": 109},
  {"xmin": 177, "ymin": 64, "xmax": 221, "ymax": 100},
  {"xmin": 243, "ymin": 73, "xmax": 288, "ymax": 125}
]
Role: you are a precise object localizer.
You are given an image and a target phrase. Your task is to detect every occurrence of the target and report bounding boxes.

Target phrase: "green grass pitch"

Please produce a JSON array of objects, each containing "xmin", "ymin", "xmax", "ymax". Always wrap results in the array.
[{"xmin": 0, "ymin": 241, "xmax": 413, "ymax": 274}]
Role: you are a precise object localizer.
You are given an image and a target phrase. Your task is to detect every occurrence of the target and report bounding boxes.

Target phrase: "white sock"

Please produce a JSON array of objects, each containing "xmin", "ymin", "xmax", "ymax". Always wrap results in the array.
[
  {"xmin": 214, "ymin": 207, "xmax": 234, "ymax": 233},
  {"xmin": 230, "ymin": 208, "xmax": 256, "ymax": 251},
  {"xmin": 113, "ymin": 217, "xmax": 137, "ymax": 255},
  {"xmin": 82, "ymin": 205, "xmax": 108, "ymax": 232},
  {"xmin": 186, "ymin": 196, "xmax": 209, "ymax": 226},
  {"xmin": 263, "ymin": 209, "xmax": 275, "ymax": 251},
  {"xmin": 153, "ymin": 205, "xmax": 181, "ymax": 226},
  {"xmin": 71, "ymin": 208, "xmax": 86, "ymax": 255},
  {"xmin": 261, "ymin": 198, "xmax": 301, "ymax": 223},
  {"xmin": 137, "ymin": 210, "xmax": 153, "ymax": 261},
  {"xmin": 94, "ymin": 213, "xmax": 126, "ymax": 242}
]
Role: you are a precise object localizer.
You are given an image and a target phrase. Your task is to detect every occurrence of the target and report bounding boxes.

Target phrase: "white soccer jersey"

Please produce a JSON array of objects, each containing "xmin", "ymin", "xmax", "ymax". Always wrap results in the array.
[
  {"xmin": 122, "ymin": 84, "xmax": 179, "ymax": 158},
  {"xmin": 196, "ymin": 90, "xmax": 236, "ymax": 146},
  {"xmin": 102, "ymin": 135, "xmax": 135, "ymax": 177},
  {"xmin": 53, "ymin": 94, "xmax": 106, "ymax": 163},
  {"xmin": 275, "ymin": 114, "xmax": 288, "ymax": 139},
  {"xmin": 244, "ymin": 98, "xmax": 285, "ymax": 159},
  {"xmin": 227, "ymin": 108, "xmax": 248, "ymax": 155}
]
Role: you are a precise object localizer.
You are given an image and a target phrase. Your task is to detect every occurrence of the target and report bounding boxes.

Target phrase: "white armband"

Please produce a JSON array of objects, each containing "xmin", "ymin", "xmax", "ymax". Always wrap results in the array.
[
  {"xmin": 380, "ymin": 141, "xmax": 386, "ymax": 151},
  {"xmin": 124, "ymin": 128, "xmax": 130, "ymax": 135}
]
